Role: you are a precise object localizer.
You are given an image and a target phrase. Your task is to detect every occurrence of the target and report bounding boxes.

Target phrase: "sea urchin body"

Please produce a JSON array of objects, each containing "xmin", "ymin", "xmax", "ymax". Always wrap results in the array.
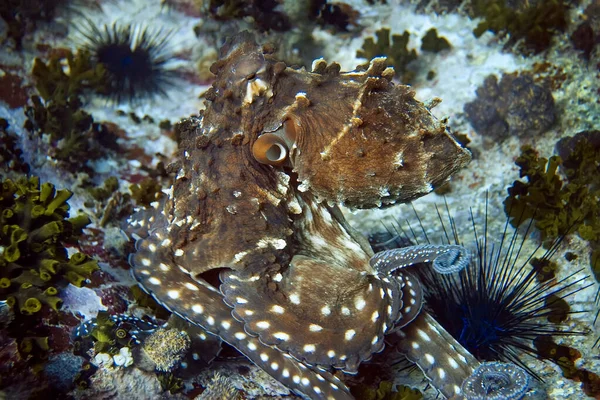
[
  {"xmin": 373, "ymin": 198, "xmax": 591, "ymax": 381},
  {"xmin": 79, "ymin": 20, "xmax": 177, "ymax": 104}
]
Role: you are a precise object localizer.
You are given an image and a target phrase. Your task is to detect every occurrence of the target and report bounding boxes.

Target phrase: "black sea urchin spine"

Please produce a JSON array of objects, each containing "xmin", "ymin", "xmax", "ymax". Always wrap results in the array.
[
  {"xmin": 373, "ymin": 196, "xmax": 591, "ymax": 380},
  {"xmin": 78, "ymin": 19, "xmax": 177, "ymax": 104}
]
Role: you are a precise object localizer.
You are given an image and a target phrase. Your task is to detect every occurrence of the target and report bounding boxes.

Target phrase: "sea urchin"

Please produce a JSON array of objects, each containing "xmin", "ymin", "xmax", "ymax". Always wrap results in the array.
[
  {"xmin": 372, "ymin": 197, "xmax": 591, "ymax": 380},
  {"xmin": 78, "ymin": 20, "xmax": 177, "ymax": 104}
]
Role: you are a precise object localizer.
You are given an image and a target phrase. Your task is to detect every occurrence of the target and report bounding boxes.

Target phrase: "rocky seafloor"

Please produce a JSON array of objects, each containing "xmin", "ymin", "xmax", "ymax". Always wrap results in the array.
[{"xmin": 0, "ymin": 0, "xmax": 599, "ymax": 399}]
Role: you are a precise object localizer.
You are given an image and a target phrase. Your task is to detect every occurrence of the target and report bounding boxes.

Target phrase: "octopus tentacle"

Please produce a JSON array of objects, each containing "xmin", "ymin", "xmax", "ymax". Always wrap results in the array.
[
  {"xmin": 392, "ymin": 272, "xmax": 423, "ymax": 329},
  {"xmin": 220, "ymin": 259, "xmax": 400, "ymax": 373},
  {"xmin": 370, "ymin": 244, "xmax": 471, "ymax": 274},
  {"xmin": 219, "ymin": 196, "xmax": 403, "ymax": 373},
  {"xmin": 392, "ymin": 312, "xmax": 479, "ymax": 399},
  {"xmin": 462, "ymin": 362, "xmax": 529, "ymax": 400},
  {"xmin": 126, "ymin": 31, "xmax": 475, "ymax": 399},
  {"xmin": 129, "ymin": 227, "xmax": 352, "ymax": 400}
]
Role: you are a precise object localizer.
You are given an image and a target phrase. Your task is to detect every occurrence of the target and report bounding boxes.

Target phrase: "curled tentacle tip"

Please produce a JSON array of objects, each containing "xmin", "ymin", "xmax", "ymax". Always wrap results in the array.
[
  {"xmin": 432, "ymin": 245, "xmax": 470, "ymax": 274},
  {"xmin": 370, "ymin": 244, "xmax": 470, "ymax": 275},
  {"xmin": 462, "ymin": 362, "xmax": 529, "ymax": 400}
]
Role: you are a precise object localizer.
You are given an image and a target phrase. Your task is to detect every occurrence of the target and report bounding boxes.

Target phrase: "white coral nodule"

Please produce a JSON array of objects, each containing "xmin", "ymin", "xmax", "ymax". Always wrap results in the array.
[
  {"xmin": 94, "ymin": 352, "xmax": 112, "ymax": 367},
  {"xmin": 113, "ymin": 347, "xmax": 134, "ymax": 367}
]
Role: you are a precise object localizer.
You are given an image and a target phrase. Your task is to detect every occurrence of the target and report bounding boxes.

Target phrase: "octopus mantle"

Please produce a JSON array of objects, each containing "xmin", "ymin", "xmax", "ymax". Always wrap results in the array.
[{"xmin": 127, "ymin": 32, "xmax": 472, "ymax": 399}]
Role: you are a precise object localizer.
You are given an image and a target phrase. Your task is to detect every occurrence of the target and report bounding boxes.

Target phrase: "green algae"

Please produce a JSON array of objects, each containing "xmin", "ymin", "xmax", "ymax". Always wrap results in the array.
[
  {"xmin": 420, "ymin": 28, "xmax": 451, "ymax": 53},
  {"xmin": 357, "ymin": 27, "xmax": 417, "ymax": 82},
  {"xmin": 471, "ymin": 0, "xmax": 570, "ymax": 54},
  {"xmin": 504, "ymin": 145, "xmax": 589, "ymax": 243},
  {"xmin": 129, "ymin": 177, "xmax": 164, "ymax": 208},
  {"xmin": 0, "ymin": 176, "xmax": 98, "ymax": 317},
  {"xmin": 25, "ymin": 50, "xmax": 110, "ymax": 164},
  {"xmin": 504, "ymin": 138, "xmax": 600, "ymax": 300}
]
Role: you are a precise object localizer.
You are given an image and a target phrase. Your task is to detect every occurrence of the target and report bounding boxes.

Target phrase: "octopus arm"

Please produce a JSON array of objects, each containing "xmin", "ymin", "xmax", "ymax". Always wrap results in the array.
[
  {"xmin": 220, "ymin": 194, "xmax": 405, "ymax": 373},
  {"xmin": 391, "ymin": 312, "xmax": 479, "ymax": 399},
  {"xmin": 129, "ymin": 216, "xmax": 352, "ymax": 400}
]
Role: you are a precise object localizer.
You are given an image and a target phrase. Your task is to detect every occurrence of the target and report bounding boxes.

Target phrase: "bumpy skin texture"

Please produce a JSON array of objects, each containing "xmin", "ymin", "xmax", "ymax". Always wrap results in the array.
[{"xmin": 127, "ymin": 32, "xmax": 472, "ymax": 399}]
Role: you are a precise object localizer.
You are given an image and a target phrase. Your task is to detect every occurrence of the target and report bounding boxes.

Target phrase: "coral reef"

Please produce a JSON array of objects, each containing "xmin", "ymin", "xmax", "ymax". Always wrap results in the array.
[
  {"xmin": 0, "ymin": 176, "xmax": 97, "ymax": 394},
  {"xmin": 464, "ymin": 73, "xmax": 556, "ymax": 140},
  {"xmin": 142, "ymin": 328, "xmax": 190, "ymax": 372},
  {"xmin": 1, "ymin": 0, "xmax": 597, "ymax": 398}
]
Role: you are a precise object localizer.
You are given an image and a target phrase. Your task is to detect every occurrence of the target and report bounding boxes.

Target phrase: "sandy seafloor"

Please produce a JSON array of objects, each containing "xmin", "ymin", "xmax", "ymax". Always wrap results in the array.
[{"xmin": 0, "ymin": 0, "xmax": 599, "ymax": 399}]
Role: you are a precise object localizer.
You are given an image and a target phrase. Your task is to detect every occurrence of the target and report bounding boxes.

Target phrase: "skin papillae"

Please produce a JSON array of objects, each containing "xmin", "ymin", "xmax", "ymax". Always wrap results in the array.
[{"xmin": 127, "ymin": 31, "xmax": 472, "ymax": 399}]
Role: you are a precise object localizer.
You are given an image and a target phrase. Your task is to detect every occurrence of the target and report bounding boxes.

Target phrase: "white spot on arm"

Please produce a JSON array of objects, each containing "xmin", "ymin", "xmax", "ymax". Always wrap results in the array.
[
  {"xmin": 271, "ymin": 305, "xmax": 285, "ymax": 314},
  {"xmin": 344, "ymin": 329, "xmax": 356, "ymax": 341},
  {"xmin": 303, "ymin": 344, "xmax": 316, "ymax": 353},
  {"xmin": 289, "ymin": 293, "xmax": 300, "ymax": 305},
  {"xmin": 424, "ymin": 353, "xmax": 435, "ymax": 364},
  {"xmin": 273, "ymin": 332, "xmax": 290, "ymax": 341},
  {"xmin": 256, "ymin": 321, "xmax": 270, "ymax": 329},
  {"xmin": 355, "ymin": 297, "xmax": 366, "ymax": 311},
  {"xmin": 417, "ymin": 328, "xmax": 432, "ymax": 342},
  {"xmin": 148, "ymin": 277, "xmax": 161, "ymax": 285}
]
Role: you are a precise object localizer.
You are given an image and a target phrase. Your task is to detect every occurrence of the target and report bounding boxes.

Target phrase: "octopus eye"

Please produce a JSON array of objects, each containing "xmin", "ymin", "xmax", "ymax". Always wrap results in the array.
[{"xmin": 252, "ymin": 132, "xmax": 289, "ymax": 166}]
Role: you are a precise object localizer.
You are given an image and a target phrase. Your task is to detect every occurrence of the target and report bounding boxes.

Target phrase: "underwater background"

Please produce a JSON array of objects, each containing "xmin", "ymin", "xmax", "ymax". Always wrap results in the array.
[{"xmin": 0, "ymin": 0, "xmax": 599, "ymax": 399}]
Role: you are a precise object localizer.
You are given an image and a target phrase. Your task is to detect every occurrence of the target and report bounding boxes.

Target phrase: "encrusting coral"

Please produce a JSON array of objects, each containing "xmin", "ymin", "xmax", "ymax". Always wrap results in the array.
[
  {"xmin": 464, "ymin": 73, "xmax": 556, "ymax": 141},
  {"xmin": 142, "ymin": 328, "xmax": 190, "ymax": 372}
]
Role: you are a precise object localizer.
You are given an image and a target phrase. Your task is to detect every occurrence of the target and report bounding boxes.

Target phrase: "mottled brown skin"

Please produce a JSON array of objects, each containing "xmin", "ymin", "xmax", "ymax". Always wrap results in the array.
[
  {"xmin": 128, "ymin": 31, "xmax": 472, "ymax": 400},
  {"xmin": 171, "ymin": 31, "xmax": 469, "ymax": 278}
]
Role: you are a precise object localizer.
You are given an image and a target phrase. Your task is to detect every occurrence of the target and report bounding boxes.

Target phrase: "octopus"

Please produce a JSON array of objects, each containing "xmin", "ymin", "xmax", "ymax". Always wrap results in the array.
[{"xmin": 125, "ymin": 31, "xmax": 493, "ymax": 399}]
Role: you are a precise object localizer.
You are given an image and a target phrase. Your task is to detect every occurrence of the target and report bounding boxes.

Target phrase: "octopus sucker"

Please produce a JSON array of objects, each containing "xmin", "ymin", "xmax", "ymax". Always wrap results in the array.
[{"xmin": 127, "ymin": 31, "xmax": 474, "ymax": 399}]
